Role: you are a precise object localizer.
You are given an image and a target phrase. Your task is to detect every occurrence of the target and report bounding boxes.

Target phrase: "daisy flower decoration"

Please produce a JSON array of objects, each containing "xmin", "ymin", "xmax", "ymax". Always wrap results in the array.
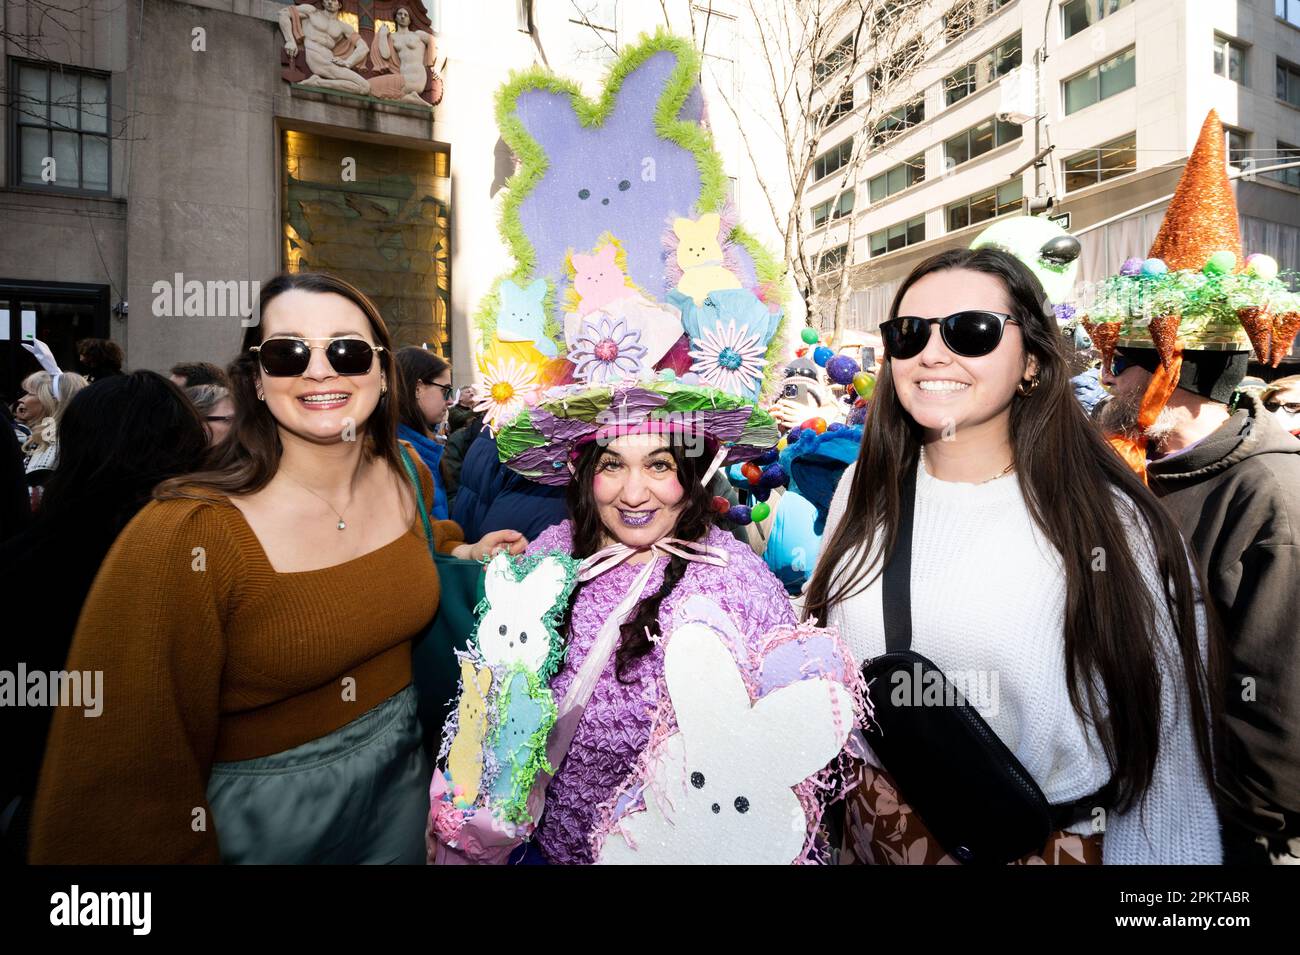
[
  {"xmin": 570, "ymin": 314, "xmax": 647, "ymax": 384},
  {"xmin": 475, "ymin": 356, "xmax": 538, "ymax": 432},
  {"xmin": 688, "ymin": 319, "xmax": 768, "ymax": 397}
]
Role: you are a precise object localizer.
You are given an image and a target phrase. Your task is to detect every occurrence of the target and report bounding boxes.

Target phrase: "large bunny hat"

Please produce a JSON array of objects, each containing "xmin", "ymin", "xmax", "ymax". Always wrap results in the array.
[{"xmin": 471, "ymin": 32, "xmax": 787, "ymax": 476}]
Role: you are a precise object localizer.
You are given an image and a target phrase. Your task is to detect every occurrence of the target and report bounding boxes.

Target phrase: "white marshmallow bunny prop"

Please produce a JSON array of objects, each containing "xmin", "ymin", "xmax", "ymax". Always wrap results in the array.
[
  {"xmin": 596, "ymin": 620, "xmax": 855, "ymax": 865},
  {"xmin": 473, "ymin": 553, "xmax": 573, "ymax": 679}
]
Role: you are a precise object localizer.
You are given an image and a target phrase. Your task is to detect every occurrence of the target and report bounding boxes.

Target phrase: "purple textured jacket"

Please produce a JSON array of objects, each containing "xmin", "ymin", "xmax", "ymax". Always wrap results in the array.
[{"xmin": 526, "ymin": 521, "xmax": 797, "ymax": 864}]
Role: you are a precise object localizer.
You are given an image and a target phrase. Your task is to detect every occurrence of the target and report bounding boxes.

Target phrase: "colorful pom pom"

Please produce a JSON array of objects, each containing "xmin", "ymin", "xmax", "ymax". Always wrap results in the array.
[
  {"xmin": 800, "ymin": 327, "xmax": 821, "ymax": 345},
  {"xmin": 750, "ymin": 502, "xmax": 771, "ymax": 522},
  {"xmin": 852, "ymin": 371, "xmax": 876, "ymax": 399},
  {"xmin": 1140, "ymin": 257, "xmax": 1167, "ymax": 278},
  {"xmin": 827, "ymin": 421, "xmax": 846, "ymax": 432},
  {"xmin": 800, "ymin": 417, "xmax": 828, "ymax": 435},
  {"xmin": 754, "ymin": 447, "xmax": 780, "ymax": 465},
  {"xmin": 760, "ymin": 463, "xmax": 787, "ymax": 488},
  {"xmin": 826, "ymin": 354, "xmax": 860, "ymax": 385},
  {"xmin": 1120, "ymin": 257, "xmax": 1144, "ymax": 276},
  {"xmin": 786, "ymin": 428, "xmax": 803, "ymax": 444},
  {"xmin": 727, "ymin": 505, "xmax": 753, "ymax": 525},
  {"xmin": 812, "ymin": 346, "xmax": 835, "ymax": 367},
  {"xmin": 711, "ymin": 495, "xmax": 731, "ymax": 515},
  {"xmin": 1245, "ymin": 253, "xmax": 1279, "ymax": 281},
  {"xmin": 1203, "ymin": 250, "xmax": 1236, "ymax": 275},
  {"xmin": 751, "ymin": 485, "xmax": 771, "ymax": 502},
  {"xmin": 741, "ymin": 461, "xmax": 762, "ymax": 484}
]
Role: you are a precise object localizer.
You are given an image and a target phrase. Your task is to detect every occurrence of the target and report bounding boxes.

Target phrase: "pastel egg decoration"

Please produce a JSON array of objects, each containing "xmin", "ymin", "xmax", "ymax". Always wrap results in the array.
[
  {"xmin": 801, "ymin": 417, "xmax": 828, "ymax": 435},
  {"xmin": 1140, "ymin": 257, "xmax": 1167, "ymax": 278},
  {"xmin": 1203, "ymin": 250, "xmax": 1236, "ymax": 276},
  {"xmin": 825, "ymin": 354, "xmax": 860, "ymax": 385},
  {"xmin": 1245, "ymin": 253, "xmax": 1279, "ymax": 281},
  {"xmin": 800, "ymin": 327, "xmax": 821, "ymax": 345},
  {"xmin": 711, "ymin": 496, "xmax": 731, "ymax": 515},
  {"xmin": 852, "ymin": 371, "xmax": 876, "ymax": 400},
  {"xmin": 740, "ymin": 461, "xmax": 762, "ymax": 484},
  {"xmin": 1120, "ymin": 257, "xmax": 1144, "ymax": 276},
  {"xmin": 750, "ymin": 502, "xmax": 771, "ymax": 522},
  {"xmin": 812, "ymin": 345, "xmax": 835, "ymax": 367},
  {"xmin": 759, "ymin": 462, "xmax": 787, "ymax": 488},
  {"xmin": 727, "ymin": 505, "xmax": 753, "ymax": 526}
]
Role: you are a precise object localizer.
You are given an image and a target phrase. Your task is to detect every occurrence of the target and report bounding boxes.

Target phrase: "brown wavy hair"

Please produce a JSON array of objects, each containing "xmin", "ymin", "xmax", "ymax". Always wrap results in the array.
[
  {"xmin": 802, "ymin": 247, "xmax": 1220, "ymax": 811},
  {"xmin": 156, "ymin": 271, "xmax": 403, "ymax": 500}
]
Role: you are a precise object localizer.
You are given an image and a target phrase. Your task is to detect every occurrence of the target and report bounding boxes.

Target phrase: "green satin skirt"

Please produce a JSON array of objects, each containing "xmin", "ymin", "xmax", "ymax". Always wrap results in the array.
[{"xmin": 206, "ymin": 685, "xmax": 429, "ymax": 864}]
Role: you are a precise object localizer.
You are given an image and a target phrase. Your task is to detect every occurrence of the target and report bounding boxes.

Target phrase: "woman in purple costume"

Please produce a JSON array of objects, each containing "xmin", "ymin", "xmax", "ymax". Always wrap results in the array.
[{"xmin": 499, "ymin": 383, "xmax": 792, "ymax": 864}]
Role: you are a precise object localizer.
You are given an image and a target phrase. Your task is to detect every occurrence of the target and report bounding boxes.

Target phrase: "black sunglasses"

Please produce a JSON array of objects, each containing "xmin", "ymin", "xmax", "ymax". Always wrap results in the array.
[
  {"xmin": 250, "ymin": 337, "xmax": 384, "ymax": 377},
  {"xmin": 425, "ymin": 381, "xmax": 453, "ymax": 401},
  {"xmin": 881, "ymin": 311, "xmax": 1020, "ymax": 360}
]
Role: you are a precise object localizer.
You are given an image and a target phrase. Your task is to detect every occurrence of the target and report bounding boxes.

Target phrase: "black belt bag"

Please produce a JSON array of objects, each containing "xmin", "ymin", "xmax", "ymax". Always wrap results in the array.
[{"xmin": 860, "ymin": 457, "xmax": 1111, "ymax": 865}]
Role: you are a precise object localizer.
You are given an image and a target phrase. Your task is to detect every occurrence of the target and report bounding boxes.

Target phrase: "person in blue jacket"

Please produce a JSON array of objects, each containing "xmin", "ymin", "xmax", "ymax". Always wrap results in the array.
[
  {"xmin": 394, "ymin": 347, "xmax": 452, "ymax": 519},
  {"xmin": 451, "ymin": 423, "xmax": 568, "ymax": 542}
]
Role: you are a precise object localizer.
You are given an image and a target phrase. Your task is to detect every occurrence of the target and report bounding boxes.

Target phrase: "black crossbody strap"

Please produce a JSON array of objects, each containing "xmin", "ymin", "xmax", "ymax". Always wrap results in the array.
[{"xmin": 881, "ymin": 455, "xmax": 919, "ymax": 653}]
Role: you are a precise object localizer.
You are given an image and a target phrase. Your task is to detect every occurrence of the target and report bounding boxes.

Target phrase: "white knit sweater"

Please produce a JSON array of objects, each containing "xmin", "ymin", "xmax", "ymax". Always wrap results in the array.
[{"xmin": 819, "ymin": 459, "xmax": 1222, "ymax": 865}]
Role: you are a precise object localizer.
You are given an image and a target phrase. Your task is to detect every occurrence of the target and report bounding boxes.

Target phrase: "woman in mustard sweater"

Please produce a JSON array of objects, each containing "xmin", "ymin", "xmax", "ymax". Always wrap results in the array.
[{"xmin": 31, "ymin": 272, "xmax": 524, "ymax": 864}]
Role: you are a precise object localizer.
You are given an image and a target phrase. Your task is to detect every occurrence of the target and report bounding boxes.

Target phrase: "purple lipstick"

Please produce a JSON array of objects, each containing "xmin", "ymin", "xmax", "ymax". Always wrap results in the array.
[{"xmin": 619, "ymin": 509, "xmax": 657, "ymax": 528}]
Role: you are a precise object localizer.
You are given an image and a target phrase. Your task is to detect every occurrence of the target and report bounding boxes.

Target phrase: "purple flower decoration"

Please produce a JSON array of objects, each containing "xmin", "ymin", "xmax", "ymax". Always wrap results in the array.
[
  {"xmin": 1053, "ymin": 303, "xmax": 1077, "ymax": 324},
  {"xmin": 570, "ymin": 315, "xmax": 647, "ymax": 384}
]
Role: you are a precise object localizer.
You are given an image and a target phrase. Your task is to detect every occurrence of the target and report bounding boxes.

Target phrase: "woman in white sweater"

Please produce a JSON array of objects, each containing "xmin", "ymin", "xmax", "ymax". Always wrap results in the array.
[{"xmin": 804, "ymin": 248, "xmax": 1221, "ymax": 865}]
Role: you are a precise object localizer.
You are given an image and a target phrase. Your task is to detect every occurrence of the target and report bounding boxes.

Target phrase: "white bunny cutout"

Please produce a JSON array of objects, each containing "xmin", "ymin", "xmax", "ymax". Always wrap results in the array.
[
  {"xmin": 596, "ymin": 619, "xmax": 855, "ymax": 865},
  {"xmin": 474, "ymin": 554, "xmax": 572, "ymax": 676}
]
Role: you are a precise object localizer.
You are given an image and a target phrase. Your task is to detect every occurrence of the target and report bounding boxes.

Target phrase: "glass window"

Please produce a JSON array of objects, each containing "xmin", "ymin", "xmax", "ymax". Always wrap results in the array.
[
  {"xmin": 824, "ymin": 88, "xmax": 854, "ymax": 127},
  {"xmin": 944, "ymin": 117, "xmax": 1020, "ymax": 169},
  {"xmin": 1063, "ymin": 47, "xmax": 1135, "ymax": 115},
  {"xmin": 813, "ymin": 138, "xmax": 853, "ymax": 182},
  {"xmin": 811, "ymin": 190, "xmax": 854, "ymax": 228},
  {"xmin": 811, "ymin": 199, "xmax": 833, "ymax": 228},
  {"xmin": 946, "ymin": 179, "xmax": 1023, "ymax": 231},
  {"xmin": 818, "ymin": 244, "xmax": 848, "ymax": 273},
  {"xmin": 869, "ymin": 215, "xmax": 925, "ymax": 257},
  {"xmin": 1270, "ymin": 141, "xmax": 1300, "ymax": 189},
  {"xmin": 1226, "ymin": 128, "xmax": 1250, "ymax": 168},
  {"xmin": 868, "ymin": 154, "xmax": 925, "ymax": 203},
  {"xmin": 945, "ymin": 32, "xmax": 1022, "ymax": 108},
  {"xmin": 1062, "ymin": 132, "xmax": 1137, "ymax": 191},
  {"xmin": 1278, "ymin": 0, "xmax": 1300, "ymax": 29},
  {"xmin": 870, "ymin": 96, "xmax": 924, "ymax": 147},
  {"xmin": 12, "ymin": 63, "xmax": 111, "ymax": 193},
  {"xmin": 943, "ymin": 0, "xmax": 1011, "ymax": 43},
  {"xmin": 1062, "ymin": 0, "xmax": 1133, "ymax": 41},
  {"xmin": 1280, "ymin": 59, "xmax": 1300, "ymax": 107},
  {"xmin": 1214, "ymin": 36, "xmax": 1247, "ymax": 84},
  {"xmin": 815, "ymin": 33, "xmax": 855, "ymax": 85}
]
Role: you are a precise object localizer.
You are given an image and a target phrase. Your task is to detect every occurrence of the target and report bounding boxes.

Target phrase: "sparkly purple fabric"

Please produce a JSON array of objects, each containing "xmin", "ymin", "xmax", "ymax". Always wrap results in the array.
[{"xmin": 525, "ymin": 521, "xmax": 797, "ymax": 864}]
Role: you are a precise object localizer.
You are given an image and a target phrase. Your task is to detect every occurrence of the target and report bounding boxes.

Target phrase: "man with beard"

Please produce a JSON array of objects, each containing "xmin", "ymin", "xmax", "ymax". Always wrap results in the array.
[{"xmin": 1092, "ymin": 111, "xmax": 1300, "ymax": 865}]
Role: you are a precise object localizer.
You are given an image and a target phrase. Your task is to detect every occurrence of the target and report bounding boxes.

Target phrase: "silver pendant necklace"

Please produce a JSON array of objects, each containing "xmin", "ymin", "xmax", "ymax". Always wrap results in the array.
[{"xmin": 283, "ymin": 473, "xmax": 353, "ymax": 530}]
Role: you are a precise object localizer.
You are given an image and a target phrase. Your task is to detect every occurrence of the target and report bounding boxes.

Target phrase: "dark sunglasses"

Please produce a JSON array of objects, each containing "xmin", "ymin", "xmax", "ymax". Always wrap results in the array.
[
  {"xmin": 881, "ymin": 311, "xmax": 1020, "ymax": 360},
  {"xmin": 1265, "ymin": 399, "xmax": 1300, "ymax": 414},
  {"xmin": 425, "ymin": 381, "xmax": 453, "ymax": 401},
  {"xmin": 250, "ymin": 337, "xmax": 384, "ymax": 377}
]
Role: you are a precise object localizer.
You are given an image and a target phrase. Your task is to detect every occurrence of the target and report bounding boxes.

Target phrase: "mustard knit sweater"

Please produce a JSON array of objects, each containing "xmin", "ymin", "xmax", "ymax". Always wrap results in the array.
[{"xmin": 31, "ymin": 458, "xmax": 462, "ymax": 864}]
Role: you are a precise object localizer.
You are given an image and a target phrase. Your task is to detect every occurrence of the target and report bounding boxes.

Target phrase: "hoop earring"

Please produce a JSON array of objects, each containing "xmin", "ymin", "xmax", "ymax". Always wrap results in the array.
[{"xmin": 1017, "ymin": 376, "xmax": 1040, "ymax": 396}]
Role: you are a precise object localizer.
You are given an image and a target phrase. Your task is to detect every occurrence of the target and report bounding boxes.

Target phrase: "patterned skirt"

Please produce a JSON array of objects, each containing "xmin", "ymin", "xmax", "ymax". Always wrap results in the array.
[{"xmin": 841, "ymin": 764, "xmax": 1102, "ymax": 865}]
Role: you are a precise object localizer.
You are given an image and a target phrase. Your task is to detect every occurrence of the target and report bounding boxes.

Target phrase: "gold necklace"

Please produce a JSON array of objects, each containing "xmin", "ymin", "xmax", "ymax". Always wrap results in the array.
[
  {"xmin": 282, "ymin": 472, "xmax": 354, "ymax": 531},
  {"xmin": 920, "ymin": 446, "xmax": 1015, "ymax": 484}
]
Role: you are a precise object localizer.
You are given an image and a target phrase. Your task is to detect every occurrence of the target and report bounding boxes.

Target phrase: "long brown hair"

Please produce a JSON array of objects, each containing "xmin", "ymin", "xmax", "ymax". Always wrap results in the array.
[
  {"xmin": 802, "ymin": 247, "xmax": 1219, "ymax": 810},
  {"xmin": 394, "ymin": 346, "xmax": 450, "ymax": 437},
  {"xmin": 156, "ymin": 271, "xmax": 403, "ymax": 500},
  {"xmin": 560, "ymin": 438, "xmax": 717, "ymax": 682}
]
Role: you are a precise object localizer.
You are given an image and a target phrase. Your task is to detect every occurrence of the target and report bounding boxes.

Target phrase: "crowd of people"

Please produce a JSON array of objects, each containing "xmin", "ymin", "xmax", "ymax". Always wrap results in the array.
[{"xmin": 0, "ymin": 247, "xmax": 1294, "ymax": 867}]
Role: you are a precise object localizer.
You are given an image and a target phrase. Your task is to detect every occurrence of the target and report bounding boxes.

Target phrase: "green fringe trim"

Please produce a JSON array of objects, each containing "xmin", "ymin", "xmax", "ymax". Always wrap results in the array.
[
  {"xmin": 487, "ymin": 664, "xmax": 559, "ymax": 825},
  {"xmin": 480, "ymin": 31, "xmax": 728, "ymax": 333},
  {"xmin": 471, "ymin": 549, "xmax": 582, "ymax": 683}
]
